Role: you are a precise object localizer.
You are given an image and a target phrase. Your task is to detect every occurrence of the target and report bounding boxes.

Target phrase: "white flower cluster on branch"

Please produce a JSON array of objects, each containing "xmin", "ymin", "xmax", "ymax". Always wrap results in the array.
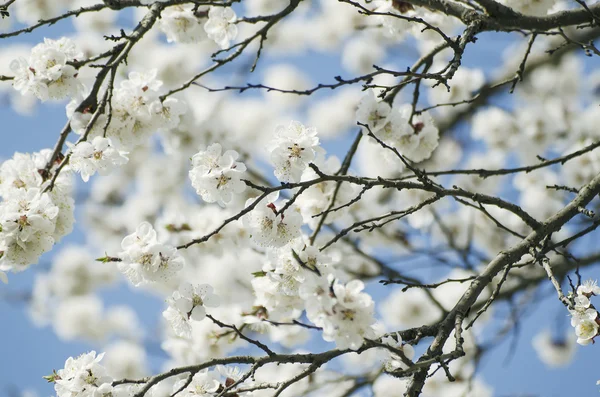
[
  {"xmin": 10, "ymin": 38, "xmax": 83, "ymax": 101},
  {"xmin": 68, "ymin": 137, "xmax": 128, "ymax": 182},
  {"xmin": 570, "ymin": 279, "xmax": 600, "ymax": 345},
  {"xmin": 189, "ymin": 143, "xmax": 247, "ymax": 206},
  {"xmin": 0, "ymin": 151, "xmax": 74, "ymax": 281},
  {"xmin": 118, "ymin": 222, "xmax": 184, "ymax": 287},
  {"xmin": 163, "ymin": 283, "xmax": 221, "ymax": 338},
  {"xmin": 269, "ymin": 121, "xmax": 323, "ymax": 183},
  {"xmin": 204, "ymin": 7, "xmax": 238, "ymax": 49},
  {"xmin": 67, "ymin": 69, "xmax": 186, "ymax": 151},
  {"xmin": 356, "ymin": 90, "xmax": 439, "ymax": 163}
]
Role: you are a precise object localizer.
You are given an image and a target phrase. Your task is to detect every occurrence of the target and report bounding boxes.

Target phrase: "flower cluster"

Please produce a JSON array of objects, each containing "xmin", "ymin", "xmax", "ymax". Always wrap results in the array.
[
  {"xmin": 0, "ymin": 151, "xmax": 74, "ymax": 279},
  {"xmin": 236, "ymin": 120, "xmax": 383, "ymax": 350},
  {"xmin": 160, "ymin": 4, "xmax": 207, "ymax": 43},
  {"xmin": 304, "ymin": 277, "xmax": 377, "ymax": 350},
  {"xmin": 0, "ymin": 188, "xmax": 58, "ymax": 270},
  {"xmin": 189, "ymin": 143, "xmax": 247, "ymax": 206},
  {"xmin": 249, "ymin": 237, "xmax": 378, "ymax": 350},
  {"xmin": 163, "ymin": 283, "xmax": 220, "ymax": 338},
  {"xmin": 269, "ymin": 121, "xmax": 323, "ymax": 183},
  {"xmin": 52, "ymin": 351, "xmax": 113, "ymax": 397},
  {"xmin": 242, "ymin": 194, "xmax": 303, "ymax": 248},
  {"xmin": 356, "ymin": 90, "xmax": 439, "ymax": 163},
  {"xmin": 117, "ymin": 222, "xmax": 184, "ymax": 286},
  {"xmin": 68, "ymin": 137, "xmax": 128, "ymax": 182},
  {"xmin": 49, "ymin": 350, "xmax": 144, "ymax": 397},
  {"xmin": 569, "ymin": 279, "xmax": 600, "ymax": 345},
  {"xmin": 204, "ymin": 7, "xmax": 238, "ymax": 49},
  {"xmin": 67, "ymin": 69, "xmax": 186, "ymax": 150},
  {"xmin": 251, "ymin": 248, "xmax": 310, "ymax": 318},
  {"xmin": 10, "ymin": 37, "xmax": 83, "ymax": 101}
]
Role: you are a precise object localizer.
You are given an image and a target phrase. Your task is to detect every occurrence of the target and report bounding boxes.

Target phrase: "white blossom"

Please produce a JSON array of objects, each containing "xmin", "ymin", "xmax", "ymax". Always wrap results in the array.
[
  {"xmin": 269, "ymin": 121, "xmax": 322, "ymax": 183},
  {"xmin": 242, "ymin": 195, "xmax": 303, "ymax": 248},
  {"xmin": 189, "ymin": 143, "xmax": 247, "ymax": 206},
  {"xmin": 251, "ymin": 248, "xmax": 309, "ymax": 317},
  {"xmin": 46, "ymin": 245, "xmax": 117, "ymax": 297},
  {"xmin": 118, "ymin": 222, "xmax": 184, "ymax": 286},
  {"xmin": 296, "ymin": 155, "xmax": 356, "ymax": 229},
  {"xmin": 160, "ymin": 5, "xmax": 207, "ymax": 43},
  {"xmin": 68, "ymin": 69, "xmax": 186, "ymax": 150},
  {"xmin": 568, "ymin": 278, "xmax": 600, "ymax": 346},
  {"xmin": 381, "ymin": 332, "xmax": 416, "ymax": 372},
  {"xmin": 204, "ymin": 7, "xmax": 238, "ymax": 49},
  {"xmin": 10, "ymin": 37, "xmax": 83, "ymax": 101},
  {"xmin": 103, "ymin": 341, "xmax": 148, "ymax": 379},
  {"xmin": 380, "ymin": 287, "xmax": 442, "ymax": 329},
  {"xmin": 0, "ymin": 152, "xmax": 44, "ymax": 199},
  {"xmin": 368, "ymin": 104, "xmax": 439, "ymax": 163},
  {"xmin": 304, "ymin": 277, "xmax": 377, "ymax": 350},
  {"xmin": 578, "ymin": 279, "xmax": 600, "ymax": 297},
  {"xmin": 53, "ymin": 351, "xmax": 113, "ymax": 397},
  {"xmin": 0, "ymin": 188, "xmax": 59, "ymax": 272},
  {"xmin": 395, "ymin": 104, "xmax": 439, "ymax": 162},
  {"xmin": 471, "ymin": 107, "xmax": 517, "ymax": 151},
  {"xmin": 575, "ymin": 318, "xmax": 599, "ymax": 345},
  {"xmin": 163, "ymin": 283, "xmax": 220, "ymax": 338},
  {"xmin": 68, "ymin": 137, "xmax": 128, "ymax": 182},
  {"xmin": 356, "ymin": 89, "xmax": 391, "ymax": 134}
]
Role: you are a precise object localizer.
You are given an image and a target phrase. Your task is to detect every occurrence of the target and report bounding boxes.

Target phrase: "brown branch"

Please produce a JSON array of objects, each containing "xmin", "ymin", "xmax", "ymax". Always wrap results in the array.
[{"xmin": 405, "ymin": 171, "xmax": 600, "ymax": 396}]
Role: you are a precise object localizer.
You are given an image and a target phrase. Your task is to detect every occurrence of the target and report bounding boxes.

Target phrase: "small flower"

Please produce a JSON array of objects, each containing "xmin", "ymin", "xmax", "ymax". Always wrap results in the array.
[
  {"xmin": 204, "ymin": 7, "xmax": 238, "ymax": 49},
  {"xmin": 189, "ymin": 143, "xmax": 247, "ymax": 206},
  {"xmin": 356, "ymin": 90, "xmax": 391, "ymax": 134},
  {"xmin": 0, "ymin": 188, "xmax": 59, "ymax": 271},
  {"xmin": 575, "ymin": 318, "xmax": 599, "ymax": 345},
  {"xmin": 269, "ymin": 121, "xmax": 322, "ymax": 183},
  {"xmin": 160, "ymin": 5, "xmax": 206, "ymax": 43},
  {"xmin": 305, "ymin": 278, "xmax": 377, "ymax": 350},
  {"xmin": 571, "ymin": 308, "xmax": 598, "ymax": 327},
  {"xmin": 68, "ymin": 137, "xmax": 128, "ymax": 182},
  {"xmin": 242, "ymin": 196, "xmax": 302, "ymax": 248},
  {"xmin": 163, "ymin": 283, "xmax": 220, "ymax": 338},
  {"xmin": 216, "ymin": 365, "xmax": 245, "ymax": 386},
  {"xmin": 53, "ymin": 351, "xmax": 113, "ymax": 397},
  {"xmin": 574, "ymin": 294, "xmax": 591, "ymax": 309},
  {"xmin": 177, "ymin": 283, "xmax": 221, "ymax": 320},
  {"xmin": 118, "ymin": 222, "xmax": 184, "ymax": 286},
  {"xmin": 10, "ymin": 37, "xmax": 83, "ymax": 101},
  {"xmin": 578, "ymin": 279, "xmax": 600, "ymax": 297},
  {"xmin": 396, "ymin": 104, "xmax": 439, "ymax": 163},
  {"xmin": 381, "ymin": 332, "xmax": 415, "ymax": 372}
]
